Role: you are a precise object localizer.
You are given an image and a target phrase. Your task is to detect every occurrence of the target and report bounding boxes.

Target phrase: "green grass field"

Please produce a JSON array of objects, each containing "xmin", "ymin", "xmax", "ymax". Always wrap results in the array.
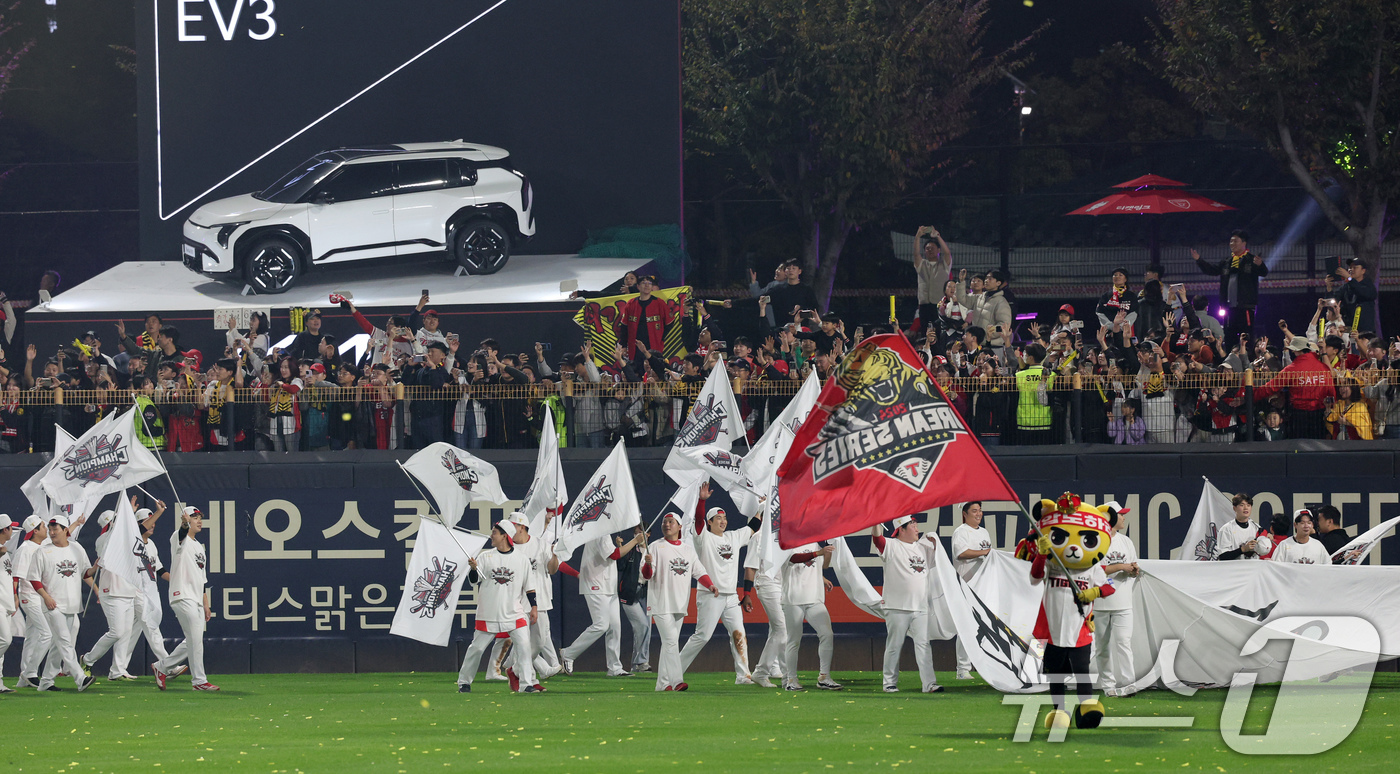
[{"xmin": 5, "ymin": 671, "xmax": 1397, "ymax": 773}]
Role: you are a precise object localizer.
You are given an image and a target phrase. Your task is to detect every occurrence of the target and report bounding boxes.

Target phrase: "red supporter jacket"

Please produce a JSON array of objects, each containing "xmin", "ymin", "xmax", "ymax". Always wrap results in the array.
[
  {"xmin": 1253, "ymin": 351, "xmax": 1335, "ymax": 411},
  {"xmin": 616, "ymin": 296, "xmax": 674, "ymax": 358}
]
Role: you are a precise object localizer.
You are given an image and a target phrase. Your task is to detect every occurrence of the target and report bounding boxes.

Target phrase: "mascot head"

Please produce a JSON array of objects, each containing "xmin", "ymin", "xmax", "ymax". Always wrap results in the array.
[{"xmin": 1037, "ymin": 492, "xmax": 1112, "ymax": 571}]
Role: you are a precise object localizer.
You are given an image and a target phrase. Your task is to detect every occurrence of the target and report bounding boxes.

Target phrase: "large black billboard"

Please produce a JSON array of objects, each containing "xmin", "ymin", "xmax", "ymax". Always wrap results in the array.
[{"xmin": 137, "ymin": 0, "xmax": 681, "ymax": 261}]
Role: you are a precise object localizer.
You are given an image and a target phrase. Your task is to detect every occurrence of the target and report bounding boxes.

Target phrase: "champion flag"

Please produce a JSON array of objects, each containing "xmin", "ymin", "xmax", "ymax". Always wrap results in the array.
[
  {"xmin": 1176, "ymin": 477, "xmax": 1236, "ymax": 560},
  {"xmin": 97, "ymin": 490, "xmax": 146, "ymax": 592},
  {"xmin": 554, "ymin": 440, "xmax": 641, "ymax": 561},
  {"xmin": 1331, "ymin": 515, "xmax": 1400, "ymax": 565},
  {"xmin": 401, "ymin": 443, "xmax": 508, "ymax": 528},
  {"xmin": 39, "ymin": 408, "xmax": 166, "ymax": 506},
  {"xmin": 521, "ymin": 404, "xmax": 569, "ymax": 532},
  {"xmin": 776, "ymin": 334, "xmax": 1017, "ymax": 548},
  {"xmin": 21, "ymin": 426, "xmax": 76, "ymax": 517},
  {"xmin": 390, "ymin": 518, "xmax": 487, "ymax": 646},
  {"xmin": 663, "ymin": 364, "xmax": 747, "ymax": 486},
  {"xmin": 666, "ymin": 446, "xmax": 760, "ymax": 506}
]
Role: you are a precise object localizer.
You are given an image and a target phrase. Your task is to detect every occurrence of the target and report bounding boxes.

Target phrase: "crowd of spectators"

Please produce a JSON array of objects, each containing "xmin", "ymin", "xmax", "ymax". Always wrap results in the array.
[{"xmin": 0, "ymin": 227, "xmax": 1387, "ymax": 454}]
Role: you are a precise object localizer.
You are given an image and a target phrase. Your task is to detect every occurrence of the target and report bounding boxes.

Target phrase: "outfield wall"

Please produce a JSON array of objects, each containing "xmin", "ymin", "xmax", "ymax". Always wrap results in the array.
[{"xmin": 2, "ymin": 443, "xmax": 1396, "ymax": 675}]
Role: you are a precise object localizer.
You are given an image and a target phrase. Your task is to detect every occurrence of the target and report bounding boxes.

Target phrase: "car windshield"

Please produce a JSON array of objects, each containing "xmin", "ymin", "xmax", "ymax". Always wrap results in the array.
[{"xmin": 255, "ymin": 153, "xmax": 342, "ymax": 203}]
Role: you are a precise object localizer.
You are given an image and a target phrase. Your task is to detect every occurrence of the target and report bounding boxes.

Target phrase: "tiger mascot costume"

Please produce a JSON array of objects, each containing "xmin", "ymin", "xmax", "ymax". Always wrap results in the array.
[{"xmin": 1030, "ymin": 493, "xmax": 1117, "ymax": 731}]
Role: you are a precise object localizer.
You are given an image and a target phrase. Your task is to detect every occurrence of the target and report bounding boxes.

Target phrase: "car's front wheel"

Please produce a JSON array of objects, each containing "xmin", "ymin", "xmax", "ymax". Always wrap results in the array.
[
  {"xmin": 452, "ymin": 219, "xmax": 512, "ymax": 275},
  {"xmin": 243, "ymin": 235, "xmax": 304, "ymax": 294}
]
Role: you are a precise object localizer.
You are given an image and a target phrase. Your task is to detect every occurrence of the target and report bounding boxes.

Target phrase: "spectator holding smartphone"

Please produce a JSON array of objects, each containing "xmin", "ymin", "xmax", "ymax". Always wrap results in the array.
[{"xmin": 914, "ymin": 226, "xmax": 953, "ymax": 331}]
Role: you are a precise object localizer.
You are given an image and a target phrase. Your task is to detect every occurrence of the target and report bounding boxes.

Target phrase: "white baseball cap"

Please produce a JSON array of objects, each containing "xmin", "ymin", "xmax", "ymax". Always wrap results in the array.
[
  {"xmin": 502, "ymin": 511, "xmax": 531, "ymax": 530},
  {"xmin": 97, "ymin": 509, "xmax": 117, "ymax": 529},
  {"xmin": 705, "ymin": 507, "xmax": 727, "ymax": 521},
  {"xmin": 891, "ymin": 515, "xmax": 914, "ymax": 530},
  {"xmin": 0, "ymin": 514, "xmax": 16, "ymax": 530},
  {"xmin": 135, "ymin": 508, "xmax": 154, "ymax": 519},
  {"xmin": 22, "ymin": 515, "xmax": 43, "ymax": 534},
  {"xmin": 1101, "ymin": 501, "xmax": 1130, "ymax": 517},
  {"xmin": 49, "ymin": 513, "xmax": 71, "ymax": 529},
  {"xmin": 183, "ymin": 505, "xmax": 203, "ymax": 518}
]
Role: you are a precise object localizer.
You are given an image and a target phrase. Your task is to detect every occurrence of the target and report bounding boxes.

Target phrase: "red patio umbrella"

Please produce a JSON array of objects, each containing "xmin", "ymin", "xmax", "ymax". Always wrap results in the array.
[{"xmin": 1066, "ymin": 175, "xmax": 1236, "ymax": 261}]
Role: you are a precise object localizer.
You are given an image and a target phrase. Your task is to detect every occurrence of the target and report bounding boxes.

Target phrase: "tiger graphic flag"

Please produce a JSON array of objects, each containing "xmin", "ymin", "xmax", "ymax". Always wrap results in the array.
[{"xmin": 776, "ymin": 334, "xmax": 1017, "ymax": 548}]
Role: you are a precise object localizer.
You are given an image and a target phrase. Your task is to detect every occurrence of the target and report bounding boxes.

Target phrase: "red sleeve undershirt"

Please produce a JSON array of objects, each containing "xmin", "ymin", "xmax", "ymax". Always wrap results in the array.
[
  {"xmin": 557, "ymin": 562, "xmax": 579, "ymax": 578},
  {"xmin": 351, "ymin": 309, "xmax": 375, "ymax": 335},
  {"xmin": 695, "ymin": 498, "xmax": 707, "ymax": 535},
  {"xmin": 30, "ymin": 580, "xmax": 45, "ymax": 592},
  {"xmin": 608, "ymin": 548, "xmax": 621, "ymax": 561},
  {"xmin": 789, "ymin": 551, "xmax": 817, "ymax": 564},
  {"xmin": 872, "ymin": 535, "xmax": 886, "ymax": 552},
  {"xmin": 698, "ymin": 575, "xmax": 715, "ymax": 590}
]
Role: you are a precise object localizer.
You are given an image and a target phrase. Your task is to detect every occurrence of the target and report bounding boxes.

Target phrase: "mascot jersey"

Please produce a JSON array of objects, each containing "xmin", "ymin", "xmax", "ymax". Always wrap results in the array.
[{"xmin": 1029, "ymin": 494, "xmax": 1117, "ymax": 648}]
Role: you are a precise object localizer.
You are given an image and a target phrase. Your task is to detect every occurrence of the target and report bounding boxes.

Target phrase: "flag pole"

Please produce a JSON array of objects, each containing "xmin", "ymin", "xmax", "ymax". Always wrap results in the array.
[{"xmin": 128, "ymin": 398, "xmax": 184, "ymax": 505}]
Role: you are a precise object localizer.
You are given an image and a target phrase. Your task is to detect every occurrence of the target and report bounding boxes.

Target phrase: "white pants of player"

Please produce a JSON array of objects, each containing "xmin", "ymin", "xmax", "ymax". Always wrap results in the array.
[
  {"xmin": 652, "ymin": 612, "xmax": 686, "ymax": 691},
  {"xmin": 133, "ymin": 591, "xmax": 170, "ymax": 664},
  {"xmin": 679, "ymin": 593, "xmax": 749, "ymax": 679},
  {"xmin": 622, "ymin": 600, "xmax": 652, "ymax": 668},
  {"xmin": 19, "ymin": 596, "xmax": 52, "ymax": 682},
  {"xmin": 782, "ymin": 602, "xmax": 833, "ymax": 684},
  {"xmin": 561, "ymin": 593, "xmax": 623, "ymax": 674},
  {"xmin": 751, "ymin": 583, "xmax": 786, "ymax": 680},
  {"xmin": 40, "ymin": 610, "xmax": 87, "ymax": 690},
  {"xmin": 530, "ymin": 610, "xmax": 560, "ymax": 675},
  {"xmin": 458, "ymin": 626, "xmax": 535, "ymax": 689},
  {"xmin": 955, "ymin": 640, "xmax": 972, "ymax": 674},
  {"xmin": 883, "ymin": 609, "xmax": 938, "ymax": 691},
  {"xmin": 158, "ymin": 598, "xmax": 207, "ymax": 686},
  {"xmin": 0, "ymin": 610, "xmax": 14, "ymax": 685},
  {"xmin": 1093, "ymin": 607, "xmax": 1134, "ymax": 692},
  {"xmin": 83, "ymin": 594, "xmax": 136, "ymax": 678}
]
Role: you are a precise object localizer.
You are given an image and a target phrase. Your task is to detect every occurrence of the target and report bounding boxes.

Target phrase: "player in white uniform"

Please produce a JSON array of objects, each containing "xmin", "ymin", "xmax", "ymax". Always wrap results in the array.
[
  {"xmin": 781, "ymin": 541, "xmax": 842, "ymax": 691},
  {"xmin": 642, "ymin": 512, "xmax": 718, "ymax": 691},
  {"xmin": 1093, "ymin": 502, "xmax": 1140, "ymax": 697},
  {"xmin": 27, "ymin": 513, "xmax": 97, "ymax": 692},
  {"xmin": 154, "ymin": 506, "xmax": 219, "ymax": 691},
  {"xmin": 1271, "ymin": 510, "xmax": 1333, "ymax": 565},
  {"xmin": 456, "ymin": 522, "xmax": 541, "ymax": 693},
  {"xmin": 130, "ymin": 506, "xmax": 172, "ymax": 674},
  {"xmin": 872, "ymin": 516, "xmax": 941, "ymax": 693},
  {"xmin": 557, "ymin": 531, "xmax": 644, "ymax": 676},
  {"xmin": 500, "ymin": 511, "xmax": 562, "ymax": 679},
  {"xmin": 679, "ymin": 506, "xmax": 760, "ymax": 683},
  {"xmin": 13, "ymin": 515, "xmax": 51, "ymax": 689},
  {"xmin": 81, "ymin": 505, "xmax": 143, "ymax": 680},
  {"xmin": 950, "ymin": 501, "xmax": 992, "ymax": 679},
  {"xmin": 0, "ymin": 515, "xmax": 18, "ymax": 692},
  {"xmin": 743, "ymin": 528, "xmax": 786, "ymax": 688},
  {"xmin": 1214, "ymin": 493, "xmax": 1273, "ymax": 560}
]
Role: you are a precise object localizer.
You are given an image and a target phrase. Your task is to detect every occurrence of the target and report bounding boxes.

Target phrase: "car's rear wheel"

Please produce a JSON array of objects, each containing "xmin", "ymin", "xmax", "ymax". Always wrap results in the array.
[
  {"xmin": 243, "ymin": 236, "xmax": 304, "ymax": 294},
  {"xmin": 452, "ymin": 219, "xmax": 512, "ymax": 275}
]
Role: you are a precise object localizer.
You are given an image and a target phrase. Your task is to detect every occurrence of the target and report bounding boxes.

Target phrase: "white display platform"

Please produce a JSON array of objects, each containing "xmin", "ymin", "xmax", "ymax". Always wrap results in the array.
[{"xmin": 30, "ymin": 254, "xmax": 647, "ymax": 313}]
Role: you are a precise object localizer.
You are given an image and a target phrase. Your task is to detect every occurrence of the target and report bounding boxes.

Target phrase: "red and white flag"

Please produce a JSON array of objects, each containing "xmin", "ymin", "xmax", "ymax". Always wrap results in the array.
[
  {"xmin": 401, "ymin": 443, "xmax": 508, "ymax": 528},
  {"xmin": 554, "ymin": 439, "xmax": 641, "ymax": 561},
  {"xmin": 776, "ymin": 334, "xmax": 1017, "ymax": 548},
  {"xmin": 521, "ymin": 404, "xmax": 568, "ymax": 536},
  {"xmin": 390, "ymin": 519, "xmax": 487, "ymax": 646}
]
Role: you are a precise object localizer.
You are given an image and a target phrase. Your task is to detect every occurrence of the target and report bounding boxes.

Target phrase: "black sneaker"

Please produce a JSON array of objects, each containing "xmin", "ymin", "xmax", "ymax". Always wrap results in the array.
[
  {"xmin": 523, "ymin": 685, "xmax": 544, "ymax": 694},
  {"xmin": 41, "ymin": 686, "xmax": 63, "ymax": 692},
  {"xmin": 77, "ymin": 675, "xmax": 95, "ymax": 693},
  {"xmin": 458, "ymin": 684, "xmax": 471, "ymax": 693}
]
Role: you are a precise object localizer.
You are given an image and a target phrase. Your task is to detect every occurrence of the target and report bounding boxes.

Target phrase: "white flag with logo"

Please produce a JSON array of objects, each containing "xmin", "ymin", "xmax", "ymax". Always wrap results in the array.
[
  {"xmin": 521, "ymin": 404, "xmax": 568, "ymax": 530},
  {"xmin": 97, "ymin": 490, "xmax": 145, "ymax": 592},
  {"xmin": 40, "ymin": 408, "xmax": 166, "ymax": 506},
  {"xmin": 1175, "ymin": 477, "xmax": 1236, "ymax": 560},
  {"xmin": 663, "ymin": 365, "xmax": 747, "ymax": 486},
  {"xmin": 554, "ymin": 440, "xmax": 641, "ymax": 561},
  {"xmin": 21, "ymin": 425, "xmax": 76, "ymax": 517},
  {"xmin": 666, "ymin": 446, "xmax": 760, "ymax": 507},
  {"xmin": 390, "ymin": 518, "xmax": 487, "ymax": 646},
  {"xmin": 400, "ymin": 442, "xmax": 508, "ymax": 528},
  {"xmin": 1330, "ymin": 515, "xmax": 1400, "ymax": 565},
  {"xmin": 735, "ymin": 372, "xmax": 821, "ymax": 515}
]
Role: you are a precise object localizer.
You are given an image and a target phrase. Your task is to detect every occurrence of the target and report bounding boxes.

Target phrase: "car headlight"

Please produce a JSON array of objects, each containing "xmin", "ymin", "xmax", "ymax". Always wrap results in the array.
[{"xmin": 215, "ymin": 222, "xmax": 250, "ymax": 249}]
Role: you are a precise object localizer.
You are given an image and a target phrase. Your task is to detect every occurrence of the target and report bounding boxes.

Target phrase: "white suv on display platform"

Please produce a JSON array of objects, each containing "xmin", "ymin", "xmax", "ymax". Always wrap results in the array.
[{"xmin": 181, "ymin": 141, "xmax": 535, "ymax": 293}]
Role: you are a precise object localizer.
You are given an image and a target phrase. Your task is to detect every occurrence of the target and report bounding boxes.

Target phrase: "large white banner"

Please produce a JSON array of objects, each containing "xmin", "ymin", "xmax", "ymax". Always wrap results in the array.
[
  {"xmin": 1176, "ymin": 477, "xmax": 1236, "ymax": 560},
  {"xmin": 663, "ymin": 364, "xmax": 747, "ymax": 486},
  {"xmin": 390, "ymin": 519, "xmax": 487, "ymax": 646},
  {"xmin": 520, "ymin": 404, "xmax": 568, "ymax": 527},
  {"xmin": 21, "ymin": 426, "xmax": 75, "ymax": 516},
  {"xmin": 39, "ymin": 409, "xmax": 166, "ymax": 506},
  {"xmin": 400, "ymin": 443, "xmax": 508, "ymax": 528},
  {"xmin": 554, "ymin": 440, "xmax": 641, "ymax": 561},
  {"xmin": 734, "ymin": 372, "xmax": 821, "ymax": 515}
]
